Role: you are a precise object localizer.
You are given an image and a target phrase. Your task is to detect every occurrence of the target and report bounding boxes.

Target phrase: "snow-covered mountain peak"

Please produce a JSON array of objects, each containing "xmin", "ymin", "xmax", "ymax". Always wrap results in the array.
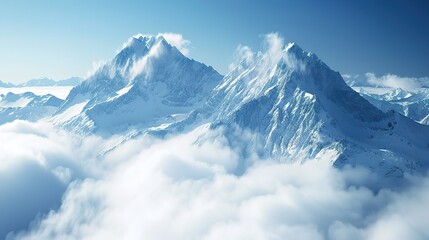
[
  {"xmin": 284, "ymin": 42, "xmax": 305, "ymax": 57},
  {"xmin": 171, "ymin": 39, "xmax": 429, "ymax": 177},
  {"xmin": 383, "ymin": 88, "xmax": 412, "ymax": 101},
  {"xmin": 285, "ymin": 42, "xmax": 319, "ymax": 60},
  {"xmin": 76, "ymin": 34, "xmax": 182, "ymax": 98},
  {"xmin": 132, "ymin": 34, "xmax": 157, "ymax": 47},
  {"xmin": 116, "ymin": 37, "xmax": 149, "ymax": 63},
  {"xmin": 120, "ymin": 34, "xmax": 178, "ymax": 58},
  {"xmin": 113, "ymin": 35, "xmax": 166, "ymax": 73},
  {"xmin": 54, "ymin": 33, "xmax": 222, "ymax": 133},
  {"xmin": 0, "ymin": 33, "xmax": 428, "ymax": 179},
  {"xmin": 213, "ymin": 40, "xmax": 384, "ymax": 124}
]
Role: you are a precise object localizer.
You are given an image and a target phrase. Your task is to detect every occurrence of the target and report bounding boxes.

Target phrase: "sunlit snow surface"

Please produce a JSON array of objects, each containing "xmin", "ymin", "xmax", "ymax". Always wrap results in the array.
[
  {"xmin": 1, "ymin": 34, "xmax": 429, "ymax": 240},
  {"xmin": 0, "ymin": 96, "xmax": 32, "ymax": 108},
  {"xmin": 50, "ymin": 101, "xmax": 89, "ymax": 124},
  {"xmin": 353, "ymin": 87, "xmax": 429, "ymax": 124}
]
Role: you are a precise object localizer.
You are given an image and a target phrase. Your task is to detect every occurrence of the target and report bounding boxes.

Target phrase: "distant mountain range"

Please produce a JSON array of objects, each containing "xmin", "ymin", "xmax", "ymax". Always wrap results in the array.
[
  {"xmin": 0, "ymin": 77, "xmax": 83, "ymax": 88},
  {"xmin": 0, "ymin": 34, "xmax": 428, "ymax": 179},
  {"xmin": 355, "ymin": 87, "xmax": 429, "ymax": 125},
  {"xmin": 0, "ymin": 80, "xmax": 16, "ymax": 88},
  {"xmin": 0, "ymin": 92, "xmax": 62, "ymax": 124}
]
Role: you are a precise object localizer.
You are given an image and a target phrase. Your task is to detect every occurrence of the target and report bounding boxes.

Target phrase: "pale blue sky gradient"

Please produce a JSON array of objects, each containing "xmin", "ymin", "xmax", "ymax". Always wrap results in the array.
[{"xmin": 1, "ymin": 0, "xmax": 428, "ymax": 83}]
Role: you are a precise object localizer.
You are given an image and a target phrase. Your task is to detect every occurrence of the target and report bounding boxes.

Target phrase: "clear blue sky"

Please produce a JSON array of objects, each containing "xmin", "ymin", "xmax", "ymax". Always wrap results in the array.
[{"xmin": 0, "ymin": 0, "xmax": 428, "ymax": 83}]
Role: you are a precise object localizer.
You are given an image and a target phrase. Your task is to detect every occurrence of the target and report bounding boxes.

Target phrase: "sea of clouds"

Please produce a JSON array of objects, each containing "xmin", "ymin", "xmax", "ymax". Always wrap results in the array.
[
  {"xmin": 1, "ymin": 33, "xmax": 429, "ymax": 239},
  {"xmin": 343, "ymin": 73, "xmax": 429, "ymax": 92},
  {"xmin": 0, "ymin": 120, "xmax": 428, "ymax": 240}
]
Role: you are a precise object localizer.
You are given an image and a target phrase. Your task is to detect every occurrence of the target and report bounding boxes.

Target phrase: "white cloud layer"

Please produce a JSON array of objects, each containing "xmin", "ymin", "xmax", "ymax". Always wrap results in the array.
[
  {"xmin": 0, "ymin": 120, "xmax": 427, "ymax": 240},
  {"xmin": 365, "ymin": 73, "xmax": 424, "ymax": 91},
  {"xmin": 0, "ymin": 120, "xmax": 127, "ymax": 239},
  {"xmin": 343, "ymin": 72, "xmax": 429, "ymax": 92}
]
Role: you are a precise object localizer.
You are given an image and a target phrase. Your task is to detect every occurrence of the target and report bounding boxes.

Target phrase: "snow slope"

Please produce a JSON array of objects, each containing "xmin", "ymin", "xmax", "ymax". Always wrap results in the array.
[
  {"xmin": 357, "ymin": 88, "xmax": 429, "ymax": 124},
  {"xmin": 0, "ymin": 34, "xmax": 427, "ymax": 178},
  {"xmin": 0, "ymin": 92, "xmax": 63, "ymax": 124},
  {"xmin": 171, "ymin": 42, "xmax": 429, "ymax": 177},
  {"xmin": 53, "ymin": 35, "xmax": 222, "ymax": 134}
]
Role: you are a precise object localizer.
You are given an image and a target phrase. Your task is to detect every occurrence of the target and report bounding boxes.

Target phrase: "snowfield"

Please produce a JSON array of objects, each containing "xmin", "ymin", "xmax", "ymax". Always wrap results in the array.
[{"xmin": 1, "ymin": 33, "xmax": 428, "ymax": 240}]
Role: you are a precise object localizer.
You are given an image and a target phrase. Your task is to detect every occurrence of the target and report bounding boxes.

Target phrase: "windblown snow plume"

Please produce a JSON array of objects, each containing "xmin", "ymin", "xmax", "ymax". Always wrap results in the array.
[
  {"xmin": 228, "ymin": 33, "xmax": 306, "ymax": 79},
  {"xmin": 127, "ymin": 33, "xmax": 191, "ymax": 79},
  {"xmin": 160, "ymin": 33, "xmax": 191, "ymax": 56},
  {"xmin": 129, "ymin": 39, "xmax": 166, "ymax": 79},
  {"xmin": 228, "ymin": 45, "xmax": 254, "ymax": 71}
]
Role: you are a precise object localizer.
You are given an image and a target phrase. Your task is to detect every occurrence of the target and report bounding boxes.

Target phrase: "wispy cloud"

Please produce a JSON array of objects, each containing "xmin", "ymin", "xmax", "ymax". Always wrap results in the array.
[
  {"xmin": 128, "ymin": 39, "xmax": 166, "ymax": 80},
  {"xmin": 344, "ymin": 72, "xmax": 429, "ymax": 92},
  {"xmin": 228, "ymin": 45, "xmax": 254, "ymax": 71},
  {"xmin": 228, "ymin": 33, "xmax": 306, "ymax": 76},
  {"xmin": 110, "ymin": 33, "xmax": 192, "ymax": 80},
  {"xmin": 262, "ymin": 32, "xmax": 284, "ymax": 67},
  {"xmin": 159, "ymin": 33, "xmax": 191, "ymax": 56},
  {"xmin": 86, "ymin": 60, "xmax": 107, "ymax": 78},
  {"xmin": 365, "ymin": 73, "xmax": 428, "ymax": 91}
]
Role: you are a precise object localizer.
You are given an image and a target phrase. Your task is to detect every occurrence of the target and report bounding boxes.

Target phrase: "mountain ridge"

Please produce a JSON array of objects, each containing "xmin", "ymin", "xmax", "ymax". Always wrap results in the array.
[
  {"xmin": 52, "ymin": 34, "xmax": 223, "ymax": 134},
  {"xmin": 0, "ymin": 34, "xmax": 427, "ymax": 178},
  {"xmin": 168, "ymin": 41, "xmax": 429, "ymax": 177},
  {"xmin": 0, "ymin": 77, "xmax": 83, "ymax": 88}
]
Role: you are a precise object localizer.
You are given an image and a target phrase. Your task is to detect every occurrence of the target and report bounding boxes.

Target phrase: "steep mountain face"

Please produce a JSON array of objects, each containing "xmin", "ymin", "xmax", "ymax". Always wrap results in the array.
[
  {"xmin": 358, "ymin": 88, "xmax": 429, "ymax": 124},
  {"xmin": 175, "ymin": 43, "xmax": 429, "ymax": 177},
  {"xmin": 1, "ymin": 34, "xmax": 427, "ymax": 178},
  {"xmin": 53, "ymin": 35, "xmax": 223, "ymax": 134},
  {"xmin": 380, "ymin": 88, "xmax": 413, "ymax": 101},
  {"xmin": 0, "ymin": 92, "xmax": 63, "ymax": 124}
]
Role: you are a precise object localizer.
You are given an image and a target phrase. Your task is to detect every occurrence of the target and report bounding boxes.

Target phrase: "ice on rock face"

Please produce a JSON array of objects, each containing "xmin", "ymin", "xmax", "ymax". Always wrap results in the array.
[
  {"xmin": 176, "ymin": 42, "xmax": 429, "ymax": 177},
  {"xmin": 53, "ymin": 34, "xmax": 223, "ymax": 134},
  {"xmin": 5, "ymin": 33, "xmax": 427, "ymax": 178},
  {"xmin": 382, "ymin": 88, "xmax": 412, "ymax": 101},
  {"xmin": 207, "ymin": 42, "xmax": 385, "ymax": 125},
  {"xmin": 420, "ymin": 114, "xmax": 429, "ymax": 125},
  {"xmin": 358, "ymin": 88, "xmax": 429, "ymax": 124}
]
